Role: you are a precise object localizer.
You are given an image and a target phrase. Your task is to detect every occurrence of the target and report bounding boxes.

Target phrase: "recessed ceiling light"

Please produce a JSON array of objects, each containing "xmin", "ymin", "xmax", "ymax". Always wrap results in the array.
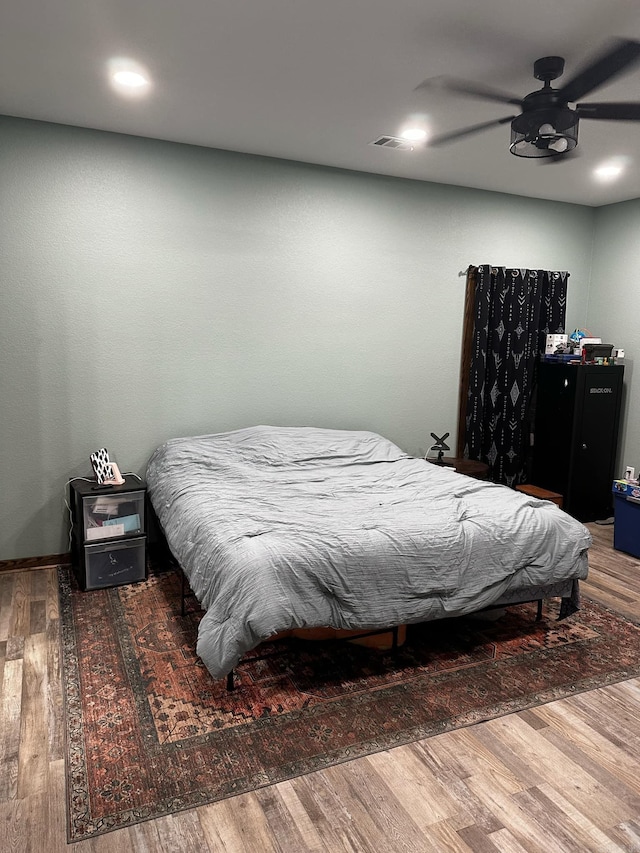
[
  {"xmin": 400, "ymin": 127, "xmax": 428, "ymax": 142},
  {"xmin": 107, "ymin": 58, "xmax": 152, "ymax": 97},
  {"xmin": 399, "ymin": 114, "xmax": 429, "ymax": 145},
  {"xmin": 112, "ymin": 70, "xmax": 149, "ymax": 89},
  {"xmin": 594, "ymin": 165, "xmax": 622, "ymax": 180},
  {"xmin": 593, "ymin": 158, "xmax": 627, "ymax": 181}
]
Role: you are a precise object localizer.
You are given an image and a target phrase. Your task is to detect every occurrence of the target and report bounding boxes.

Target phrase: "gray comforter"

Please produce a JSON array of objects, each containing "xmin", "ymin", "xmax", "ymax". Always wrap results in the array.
[{"xmin": 146, "ymin": 426, "xmax": 591, "ymax": 679}]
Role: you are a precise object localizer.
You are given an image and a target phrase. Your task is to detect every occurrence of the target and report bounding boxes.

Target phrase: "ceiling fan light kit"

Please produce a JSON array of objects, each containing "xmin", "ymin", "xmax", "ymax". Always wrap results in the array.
[{"xmin": 509, "ymin": 107, "xmax": 579, "ymax": 159}]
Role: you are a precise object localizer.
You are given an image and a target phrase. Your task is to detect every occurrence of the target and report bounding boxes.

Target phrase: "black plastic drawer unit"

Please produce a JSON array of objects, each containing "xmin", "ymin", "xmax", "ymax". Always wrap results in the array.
[{"xmin": 81, "ymin": 536, "xmax": 147, "ymax": 590}]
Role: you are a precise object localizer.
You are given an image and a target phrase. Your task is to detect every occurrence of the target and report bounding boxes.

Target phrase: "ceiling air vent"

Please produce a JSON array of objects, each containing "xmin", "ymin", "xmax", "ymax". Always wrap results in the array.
[{"xmin": 370, "ymin": 135, "xmax": 415, "ymax": 151}]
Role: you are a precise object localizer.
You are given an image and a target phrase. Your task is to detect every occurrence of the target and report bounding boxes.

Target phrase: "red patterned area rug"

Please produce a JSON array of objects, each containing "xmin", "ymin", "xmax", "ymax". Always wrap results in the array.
[{"xmin": 59, "ymin": 566, "xmax": 640, "ymax": 841}]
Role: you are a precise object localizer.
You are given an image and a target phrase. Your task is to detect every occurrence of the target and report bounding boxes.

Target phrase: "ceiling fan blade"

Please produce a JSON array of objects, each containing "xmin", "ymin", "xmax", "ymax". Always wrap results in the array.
[
  {"xmin": 556, "ymin": 38, "xmax": 640, "ymax": 104},
  {"xmin": 576, "ymin": 102, "xmax": 640, "ymax": 120},
  {"xmin": 427, "ymin": 116, "xmax": 515, "ymax": 147},
  {"xmin": 415, "ymin": 76, "xmax": 523, "ymax": 107}
]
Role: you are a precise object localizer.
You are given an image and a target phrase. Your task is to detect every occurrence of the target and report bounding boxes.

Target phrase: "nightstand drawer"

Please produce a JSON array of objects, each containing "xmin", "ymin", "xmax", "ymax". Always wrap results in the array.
[
  {"xmin": 82, "ymin": 489, "xmax": 146, "ymax": 541},
  {"xmin": 82, "ymin": 536, "xmax": 147, "ymax": 590}
]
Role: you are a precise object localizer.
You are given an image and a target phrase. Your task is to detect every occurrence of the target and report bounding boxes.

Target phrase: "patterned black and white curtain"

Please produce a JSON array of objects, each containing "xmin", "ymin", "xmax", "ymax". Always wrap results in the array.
[{"xmin": 463, "ymin": 265, "xmax": 568, "ymax": 486}]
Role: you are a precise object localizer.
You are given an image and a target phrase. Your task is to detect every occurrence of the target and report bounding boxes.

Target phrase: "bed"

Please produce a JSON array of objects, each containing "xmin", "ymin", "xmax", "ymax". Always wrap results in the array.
[{"xmin": 146, "ymin": 425, "xmax": 591, "ymax": 681}]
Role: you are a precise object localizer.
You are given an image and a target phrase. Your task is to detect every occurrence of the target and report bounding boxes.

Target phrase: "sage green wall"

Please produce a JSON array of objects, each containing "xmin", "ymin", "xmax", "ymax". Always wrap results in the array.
[
  {"xmin": 589, "ymin": 199, "xmax": 640, "ymax": 477},
  {"xmin": 1, "ymin": 116, "xmax": 595, "ymax": 560}
]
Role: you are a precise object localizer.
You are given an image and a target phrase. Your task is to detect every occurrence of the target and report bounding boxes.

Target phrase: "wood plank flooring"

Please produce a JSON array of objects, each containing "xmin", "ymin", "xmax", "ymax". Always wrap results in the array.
[{"xmin": 2, "ymin": 523, "xmax": 640, "ymax": 852}]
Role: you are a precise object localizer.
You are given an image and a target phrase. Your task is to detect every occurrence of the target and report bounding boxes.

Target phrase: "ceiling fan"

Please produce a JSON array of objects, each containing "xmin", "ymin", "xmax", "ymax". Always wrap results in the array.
[{"xmin": 416, "ymin": 38, "xmax": 640, "ymax": 159}]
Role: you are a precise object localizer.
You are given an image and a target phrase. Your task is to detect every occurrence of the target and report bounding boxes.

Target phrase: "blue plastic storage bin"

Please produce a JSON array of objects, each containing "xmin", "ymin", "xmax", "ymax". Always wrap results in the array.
[{"xmin": 613, "ymin": 480, "xmax": 640, "ymax": 558}]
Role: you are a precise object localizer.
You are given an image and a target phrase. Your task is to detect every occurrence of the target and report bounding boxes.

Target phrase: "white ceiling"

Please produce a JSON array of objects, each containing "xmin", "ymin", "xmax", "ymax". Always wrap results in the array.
[{"xmin": 2, "ymin": 0, "xmax": 640, "ymax": 206}]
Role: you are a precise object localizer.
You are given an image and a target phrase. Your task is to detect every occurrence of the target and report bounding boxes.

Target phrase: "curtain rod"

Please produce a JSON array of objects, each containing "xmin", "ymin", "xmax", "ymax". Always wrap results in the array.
[{"xmin": 460, "ymin": 265, "xmax": 569, "ymax": 278}]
